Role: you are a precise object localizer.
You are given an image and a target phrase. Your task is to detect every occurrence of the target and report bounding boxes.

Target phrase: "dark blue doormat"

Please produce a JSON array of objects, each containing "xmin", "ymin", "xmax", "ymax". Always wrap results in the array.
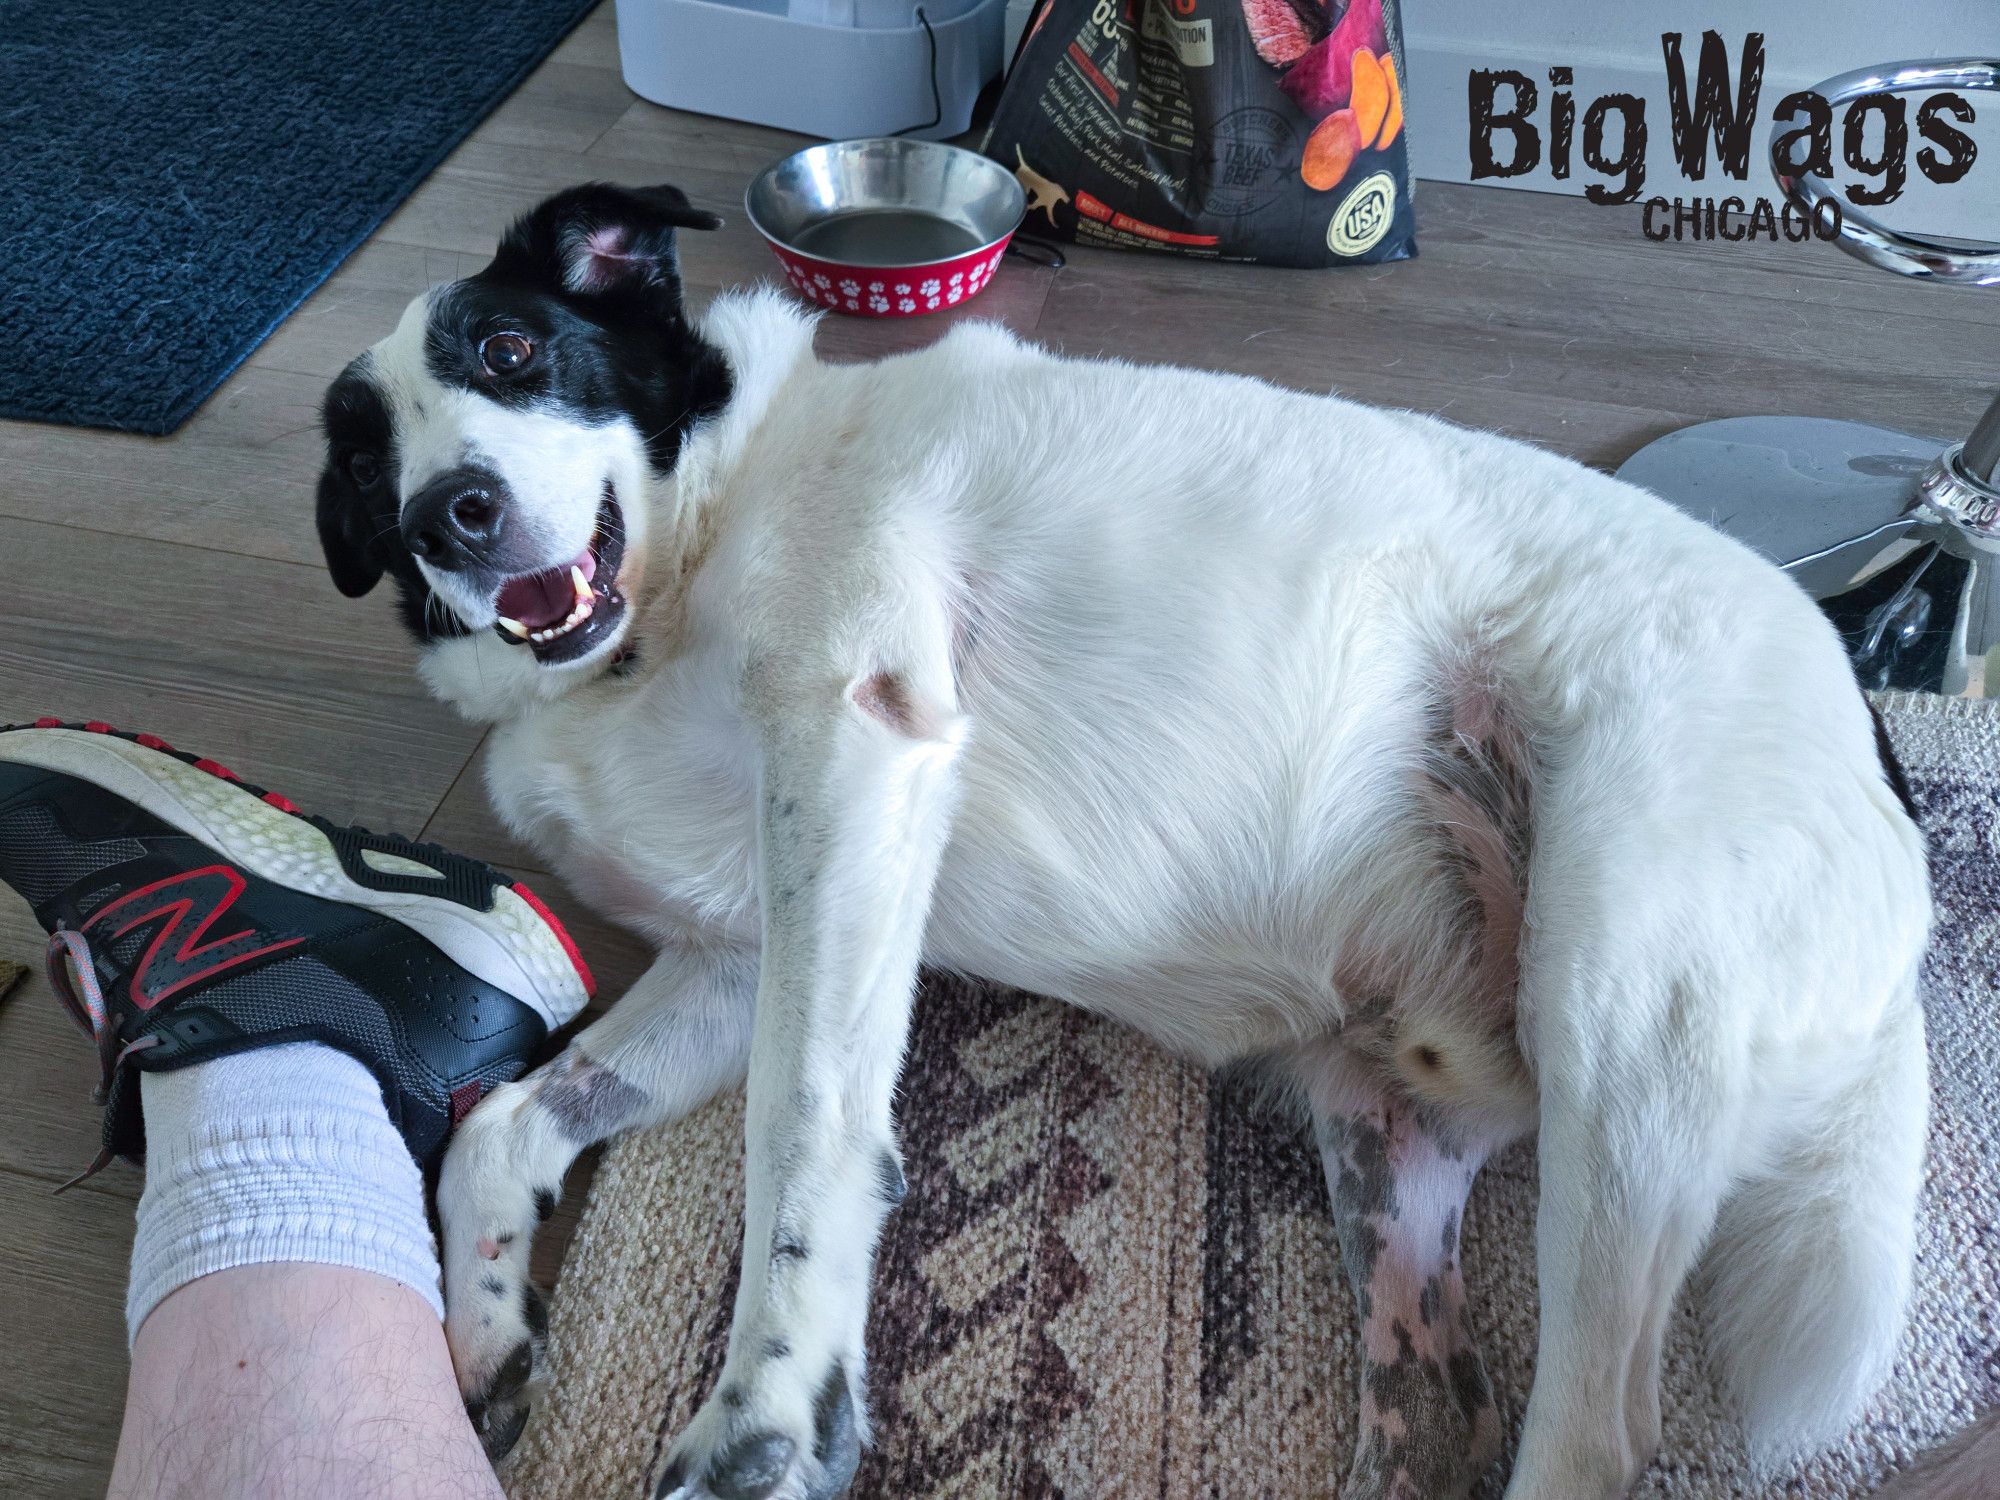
[{"xmin": 0, "ymin": 0, "xmax": 601, "ymax": 435}]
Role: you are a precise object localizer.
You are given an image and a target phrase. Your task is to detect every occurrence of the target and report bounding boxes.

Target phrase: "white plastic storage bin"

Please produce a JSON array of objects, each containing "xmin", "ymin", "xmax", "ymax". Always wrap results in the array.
[{"xmin": 615, "ymin": 0, "xmax": 1010, "ymax": 141}]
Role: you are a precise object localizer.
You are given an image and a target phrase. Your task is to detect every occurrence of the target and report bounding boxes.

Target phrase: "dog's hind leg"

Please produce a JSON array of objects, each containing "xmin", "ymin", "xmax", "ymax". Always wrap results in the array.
[
  {"xmin": 1502, "ymin": 969, "xmax": 1741, "ymax": 1500},
  {"xmin": 1305, "ymin": 1061, "xmax": 1506, "ymax": 1500},
  {"xmin": 1701, "ymin": 983, "xmax": 1927, "ymax": 1463},
  {"xmin": 438, "ymin": 940, "xmax": 757, "ymax": 1456}
]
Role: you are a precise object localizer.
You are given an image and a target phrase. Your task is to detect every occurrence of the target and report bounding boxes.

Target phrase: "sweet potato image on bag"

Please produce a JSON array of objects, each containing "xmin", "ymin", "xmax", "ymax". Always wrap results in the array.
[
  {"xmin": 1270, "ymin": 0, "xmax": 1388, "ymax": 119},
  {"xmin": 1256, "ymin": 2, "xmax": 1405, "ymax": 188},
  {"xmin": 1376, "ymin": 52, "xmax": 1403, "ymax": 147},
  {"xmin": 1301, "ymin": 108, "xmax": 1363, "ymax": 190},
  {"xmin": 1349, "ymin": 48, "xmax": 1390, "ymax": 144}
]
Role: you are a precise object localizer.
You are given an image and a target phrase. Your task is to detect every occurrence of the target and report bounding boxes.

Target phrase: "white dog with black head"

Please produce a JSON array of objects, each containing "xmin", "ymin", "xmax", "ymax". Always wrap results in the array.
[{"xmin": 314, "ymin": 183, "xmax": 1933, "ymax": 1500}]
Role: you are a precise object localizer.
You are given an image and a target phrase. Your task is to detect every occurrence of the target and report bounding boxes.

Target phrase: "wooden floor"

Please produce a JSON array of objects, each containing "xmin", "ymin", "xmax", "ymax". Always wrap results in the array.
[{"xmin": 3, "ymin": 6, "xmax": 1997, "ymax": 1493}]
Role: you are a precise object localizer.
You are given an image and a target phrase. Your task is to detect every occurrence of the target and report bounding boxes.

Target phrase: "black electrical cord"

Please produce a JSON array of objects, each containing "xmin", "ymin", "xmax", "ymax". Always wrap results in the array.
[
  {"xmin": 1006, "ymin": 237, "xmax": 1066, "ymax": 268},
  {"xmin": 891, "ymin": 7, "xmax": 943, "ymax": 137}
]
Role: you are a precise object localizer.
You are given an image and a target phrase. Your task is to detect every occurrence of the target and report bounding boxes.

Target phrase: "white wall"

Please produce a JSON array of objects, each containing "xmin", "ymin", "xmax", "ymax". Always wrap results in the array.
[
  {"xmin": 1400, "ymin": 0, "xmax": 2000, "ymax": 240},
  {"xmin": 1406, "ymin": 0, "xmax": 1995, "ymax": 79}
]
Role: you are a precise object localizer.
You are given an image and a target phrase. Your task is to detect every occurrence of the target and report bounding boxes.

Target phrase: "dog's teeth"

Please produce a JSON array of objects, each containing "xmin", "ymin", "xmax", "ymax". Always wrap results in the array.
[
  {"xmin": 496, "ymin": 616, "xmax": 531, "ymax": 640},
  {"xmin": 516, "ymin": 577, "xmax": 606, "ymax": 652}
]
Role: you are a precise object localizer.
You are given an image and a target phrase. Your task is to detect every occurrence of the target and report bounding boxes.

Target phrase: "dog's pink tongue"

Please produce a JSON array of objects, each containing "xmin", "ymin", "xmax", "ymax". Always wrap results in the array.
[{"xmin": 496, "ymin": 550, "xmax": 593, "ymax": 629}]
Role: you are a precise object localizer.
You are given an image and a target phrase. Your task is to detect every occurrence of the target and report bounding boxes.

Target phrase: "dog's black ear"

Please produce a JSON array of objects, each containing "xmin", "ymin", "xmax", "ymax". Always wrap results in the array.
[
  {"xmin": 492, "ymin": 182, "xmax": 722, "ymax": 308},
  {"xmin": 316, "ymin": 463, "xmax": 384, "ymax": 598},
  {"xmin": 317, "ymin": 367, "xmax": 399, "ymax": 599}
]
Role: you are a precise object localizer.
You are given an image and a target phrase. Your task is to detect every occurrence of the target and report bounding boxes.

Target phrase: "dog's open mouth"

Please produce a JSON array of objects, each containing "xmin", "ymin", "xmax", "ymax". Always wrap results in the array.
[{"xmin": 490, "ymin": 486, "xmax": 629, "ymax": 664}]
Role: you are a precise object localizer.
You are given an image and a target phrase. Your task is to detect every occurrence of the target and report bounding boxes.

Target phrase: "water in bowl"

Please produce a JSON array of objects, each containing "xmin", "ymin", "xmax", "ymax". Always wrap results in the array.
[{"xmin": 791, "ymin": 211, "xmax": 984, "ymax": 266}]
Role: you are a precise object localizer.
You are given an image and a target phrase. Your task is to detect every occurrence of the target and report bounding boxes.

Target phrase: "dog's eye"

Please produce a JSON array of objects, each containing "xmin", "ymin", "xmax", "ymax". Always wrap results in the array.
[
  {"xmin": 346, "ymin": 451, "xmax": 381, "ymax": 488},
  {"xmin": 480, "ymin": 332, "xmax": 535, "ymax": 377}
]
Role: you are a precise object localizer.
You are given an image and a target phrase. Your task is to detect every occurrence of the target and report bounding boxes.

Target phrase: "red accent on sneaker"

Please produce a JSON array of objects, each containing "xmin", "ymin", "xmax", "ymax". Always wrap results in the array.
[
  {"xmin": 33, "ymin": 717, "xmax": 62, "ymax": 728},
  {"xmin": 192, "ymin": 758, "xmax": 240, "ymax": 782},
  {"xmin": 82, "ymin": 865, "xmax": 304, "ymax": 1010},
  {"xmin": 510, "ymin": 880, "xmax": 596, "ymax": 998},
  {"xmin": 262, "ymin": 791, "xmax": 301, "ymax": 814},
  {"xmin": 449, "ymin": 1080, "xmax": 486, "ymax": 1125},
  {"xmin": 84, "ymin": 721, "xmax": 113, "ymax": 733},
  {"xmin": 135, "ymin": 733, "xmax": 173, "ymax": 751}
]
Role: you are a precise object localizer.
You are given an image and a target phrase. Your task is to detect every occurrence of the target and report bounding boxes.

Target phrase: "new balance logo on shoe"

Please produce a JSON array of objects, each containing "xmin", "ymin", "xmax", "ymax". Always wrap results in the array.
[{"xmin": 82, "ymin": 865, "xmax": 303, "ymax": 1009}]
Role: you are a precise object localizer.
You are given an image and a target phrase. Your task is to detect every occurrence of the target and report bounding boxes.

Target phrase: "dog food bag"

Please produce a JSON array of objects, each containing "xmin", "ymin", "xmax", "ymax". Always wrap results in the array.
[{"xmin": 983, "ymin": 0, "xmax": 1415, "ymax": 268}]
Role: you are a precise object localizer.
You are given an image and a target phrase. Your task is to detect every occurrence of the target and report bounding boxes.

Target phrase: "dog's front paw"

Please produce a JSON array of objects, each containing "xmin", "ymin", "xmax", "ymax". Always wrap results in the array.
[
  {"xmin": 453, "ymin": 1273, "xmax": 550, "ymax": 1459},
  {"xmin": 656, "ymin": 1359, "xmax": 862, "ymax": 1500},
  {"xmin": 438, "ymin": 1081, "xmax": 564, "ymax": 1459}
]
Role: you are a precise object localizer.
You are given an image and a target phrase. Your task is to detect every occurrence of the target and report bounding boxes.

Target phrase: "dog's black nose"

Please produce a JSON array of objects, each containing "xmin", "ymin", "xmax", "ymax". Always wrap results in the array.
[{"xmin": 402, "ymin": 468, "xmax": 509, "ymax": 569}]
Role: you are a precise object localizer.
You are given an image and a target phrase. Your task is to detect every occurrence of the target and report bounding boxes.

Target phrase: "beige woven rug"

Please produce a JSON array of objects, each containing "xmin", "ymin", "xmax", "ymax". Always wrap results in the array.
[{"xmin": 506, "ymin": 693, "xmax": 2000, "ymax": 1499}]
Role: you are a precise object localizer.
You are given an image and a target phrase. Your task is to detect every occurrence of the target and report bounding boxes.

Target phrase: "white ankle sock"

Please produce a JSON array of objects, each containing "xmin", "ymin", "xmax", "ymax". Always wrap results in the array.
[{"xmin": 126, "ymin": 1042, "xmax": 443, "ymax": 1343}]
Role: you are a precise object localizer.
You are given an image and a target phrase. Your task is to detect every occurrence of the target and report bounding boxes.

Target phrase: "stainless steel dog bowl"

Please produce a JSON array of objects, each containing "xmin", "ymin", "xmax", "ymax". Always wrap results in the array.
[{"xmin": 745, "ymin": 137, "xmax": 1027, "ymax": 317}]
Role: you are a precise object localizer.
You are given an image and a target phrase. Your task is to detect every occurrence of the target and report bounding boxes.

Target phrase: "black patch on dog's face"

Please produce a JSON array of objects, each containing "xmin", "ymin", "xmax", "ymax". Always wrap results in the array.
[
  {"xmin": 314, "ymin": 182, "xmax": 732, "ymax": 643},
  {"xmin": 317, "ymin": 361, "xmax": 467, "ymax": 641},
  {"xmin": 425, "ymin": 183, "xmax": 733, "ymax": 476}
]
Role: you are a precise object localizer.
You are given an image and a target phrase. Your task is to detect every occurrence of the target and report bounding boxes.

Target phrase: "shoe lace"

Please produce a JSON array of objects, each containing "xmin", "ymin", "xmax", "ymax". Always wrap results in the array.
[{"xmin": 44, "ymin": 927, "xmax": 160, "ymax": 1193}]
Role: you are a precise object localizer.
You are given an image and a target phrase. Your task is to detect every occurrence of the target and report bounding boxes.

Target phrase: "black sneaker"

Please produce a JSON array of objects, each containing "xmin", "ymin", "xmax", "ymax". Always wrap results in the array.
[{"xmin": 0, "ymin": 719, "xmax": 594, "ymax": 1175}]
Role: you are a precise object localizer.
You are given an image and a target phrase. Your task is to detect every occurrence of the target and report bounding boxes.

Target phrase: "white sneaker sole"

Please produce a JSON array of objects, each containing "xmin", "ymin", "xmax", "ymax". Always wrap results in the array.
[{"xmin": 0, "ymin": 728, "xmax": 591, "ymax": 1031}]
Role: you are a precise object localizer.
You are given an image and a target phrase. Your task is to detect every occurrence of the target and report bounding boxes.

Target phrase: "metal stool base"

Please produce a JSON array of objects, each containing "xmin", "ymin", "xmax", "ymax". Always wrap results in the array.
[{"xmin": 1617, "ymin": 417, "xmax": 1998, "ymax": 696}]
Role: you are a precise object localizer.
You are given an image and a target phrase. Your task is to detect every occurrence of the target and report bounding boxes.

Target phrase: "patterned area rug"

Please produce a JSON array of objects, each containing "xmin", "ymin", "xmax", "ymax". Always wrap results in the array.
[{"xmin": 505, "ymin": 693, "xmax": 2000, "ymax": 1499}]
